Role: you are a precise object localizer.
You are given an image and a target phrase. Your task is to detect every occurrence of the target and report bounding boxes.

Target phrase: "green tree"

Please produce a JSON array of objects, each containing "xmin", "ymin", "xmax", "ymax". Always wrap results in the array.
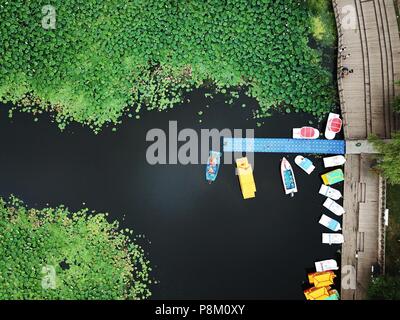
[
  {"xmin": 0, "ymin": 197, "xmax": 152, "ymax": 300},
  {"xmin": 369, "ymin": 133, "xmax": 400, "ymax": 185},
  {"xmin": 368, "ymin": 276, "xmax": 400, "ymax": 300}
]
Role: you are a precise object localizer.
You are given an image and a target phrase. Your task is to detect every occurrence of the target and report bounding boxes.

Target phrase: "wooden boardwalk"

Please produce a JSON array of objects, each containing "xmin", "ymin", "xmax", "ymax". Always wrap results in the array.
[{"xmin": 333, "ymin": 0, "xmax": 400, "ymax": 299}]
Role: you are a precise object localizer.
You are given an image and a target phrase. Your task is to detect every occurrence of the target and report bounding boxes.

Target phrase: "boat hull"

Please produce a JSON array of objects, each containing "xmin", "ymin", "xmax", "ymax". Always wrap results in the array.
[
  {"xmin": 323, "ymin": 155, "xmax": 346, "ymax": 168},
  {"xmin": 295, "ymin": 155, "xmax": 315, "ymax": 175},
  {"xmin": 325, "ymin": 113, "xmax": 342, "ymax": 140},
  {"xmin": 206, "ymin": 151, "xmax": 221, "ymax": 183},
  {"xmin": 281, "ymin": 157, "xmax": 298, "ymax": 195}
]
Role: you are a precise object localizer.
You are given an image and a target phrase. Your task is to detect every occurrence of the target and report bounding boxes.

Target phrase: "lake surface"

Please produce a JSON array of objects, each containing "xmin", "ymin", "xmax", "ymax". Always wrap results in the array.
[{"xmin": 0, "ymin": 90, "xmax": 342, "ymax": 299}]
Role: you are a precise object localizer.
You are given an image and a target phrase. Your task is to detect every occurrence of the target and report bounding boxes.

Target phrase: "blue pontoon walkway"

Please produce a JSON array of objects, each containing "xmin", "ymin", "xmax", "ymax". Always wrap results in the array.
[{"xmin": 223, "ymin": 138, "xmax": 345, "ymax": 155}]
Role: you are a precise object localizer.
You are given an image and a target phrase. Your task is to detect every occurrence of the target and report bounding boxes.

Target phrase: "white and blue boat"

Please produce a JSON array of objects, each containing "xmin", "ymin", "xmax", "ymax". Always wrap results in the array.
[
  {"xmin": 206, "ymin": 151, "xmax": 221, "ymax": 183},
  {"xmin": 295, "ymin": 155, "xmax": 315, "ymax": 175},
  {"xmin": 319, "ymin": 214, "xmax": 342, "ymax": 232},
  {"xmin": 281, "ymin": 157, "xmax": 298, "ymax": 197}
]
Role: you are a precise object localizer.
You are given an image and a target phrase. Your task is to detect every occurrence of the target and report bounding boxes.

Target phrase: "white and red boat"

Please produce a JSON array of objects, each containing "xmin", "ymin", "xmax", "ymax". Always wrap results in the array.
[
  {"xmin": 325, "ymin": 113, "xmax": 342, "ymax": 140},
  {"xmin": 292, "ymin": 126, "xmax": 320, "ymax": 139}
]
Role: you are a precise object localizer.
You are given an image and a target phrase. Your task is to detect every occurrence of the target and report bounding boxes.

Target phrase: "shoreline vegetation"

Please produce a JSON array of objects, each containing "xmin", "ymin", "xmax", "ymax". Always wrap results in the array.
[
  {"xmin": 369, "ymin": 133, "xmax": 400, "ymax": 299},
  {"xmin": 368, "ymin": 184, "xmax": 400, "ymax": 300},
  {"xmin": 0, "ymin": 0, "xmax": 336, "ymax": 132},
  {"xmin": 0, "ymin": 197, "xmax": 152, "ymax": 300}
]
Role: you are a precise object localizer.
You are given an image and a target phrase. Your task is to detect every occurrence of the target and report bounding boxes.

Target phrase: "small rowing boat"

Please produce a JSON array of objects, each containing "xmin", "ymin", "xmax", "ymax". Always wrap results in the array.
[{"xmin": 206, "ymin": 151, "xmax": 221, "ymax": 183}]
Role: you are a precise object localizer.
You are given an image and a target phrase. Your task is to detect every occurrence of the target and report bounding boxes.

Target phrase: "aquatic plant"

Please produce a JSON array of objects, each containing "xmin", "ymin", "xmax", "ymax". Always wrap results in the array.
[
  {"xmin": 0, "ymin": 0, "xmax": 336, "ymax": 131},
  {"xmin": 0, "ymin": 197, "xmax": 152, "ymax": 299}
]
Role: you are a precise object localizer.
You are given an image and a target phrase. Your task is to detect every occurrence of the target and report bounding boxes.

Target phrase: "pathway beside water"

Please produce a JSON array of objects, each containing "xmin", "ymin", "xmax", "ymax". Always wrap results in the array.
[{"xmin": 333, "ymin": 0, "xmax": 400, "ymax": 299}]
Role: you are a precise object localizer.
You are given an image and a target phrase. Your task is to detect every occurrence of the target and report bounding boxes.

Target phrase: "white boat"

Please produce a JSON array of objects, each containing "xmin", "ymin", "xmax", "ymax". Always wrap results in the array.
[
  {"xmin": 281, "ymin": 157, "xmax": 298, "ymax": 197},
  {"xmin": 322, "ymin": 233, "xmax": 344, "ymax": 245},
  {"xmin": 315, "ymin": 259, "xmax": 339, "ymax": 272},
  {"xmin": 319, "ymin": 214, "xmax": 341, "ymax": 231},
  {"xmin": 323, "ymin": 198, "xmax": 345, "ymax": 216},
  {"xmin": 323, "ymin": 155, "xmax": 346, "ymax": 168},
  {"xmin": 325, "ymin": 113, "xmax": 342, "ymax": 140},
  {"xmin": 295, "ymin": 156, "xmax": 315, "ymax": 175},
  {"xmin": 292, "ymin": 127, "xmax": 320, "ymax": 139},
  {"xmin": 319, "ymin": 184, "xmax": 342, "ymax": 200}
]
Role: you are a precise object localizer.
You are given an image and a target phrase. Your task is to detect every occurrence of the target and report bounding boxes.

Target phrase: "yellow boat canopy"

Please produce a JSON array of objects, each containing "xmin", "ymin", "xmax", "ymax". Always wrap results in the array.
[
  {"xmin": 308, "ymin": 271, "xmax": 336, "ymax": 288},
  {"xmin": 235, "ymin": 157, "xmax": 256, "ymax": 199},
  {"xmin": 304, "ymin": 286, "xmax": 331, "ymax": 300}
]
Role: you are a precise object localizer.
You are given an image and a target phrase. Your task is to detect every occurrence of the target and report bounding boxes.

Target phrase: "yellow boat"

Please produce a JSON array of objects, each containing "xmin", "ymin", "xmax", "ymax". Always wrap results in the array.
[
  {"xmin": 236, "ymin": 157, "xmax": 256, "ymax": 199},
  {"xmin": 304, "ymin": 286, "xmax": 331, "ymax": 300},
  {"xmin": 308, "ymin": 271, "xmax": 336, "ymax": 288}
]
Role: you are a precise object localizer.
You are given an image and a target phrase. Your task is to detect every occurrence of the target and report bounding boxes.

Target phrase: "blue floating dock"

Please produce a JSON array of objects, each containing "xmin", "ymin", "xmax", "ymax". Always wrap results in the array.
[{"xmin": 223, "ymin": 138, "xmax": 345, "ymax": 155}]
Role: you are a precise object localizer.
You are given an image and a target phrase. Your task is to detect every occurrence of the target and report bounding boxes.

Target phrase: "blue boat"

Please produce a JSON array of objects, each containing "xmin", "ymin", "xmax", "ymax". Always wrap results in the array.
[{"xmin": 206, "ymin": 151, "xmax": 221, "ymax": 183}]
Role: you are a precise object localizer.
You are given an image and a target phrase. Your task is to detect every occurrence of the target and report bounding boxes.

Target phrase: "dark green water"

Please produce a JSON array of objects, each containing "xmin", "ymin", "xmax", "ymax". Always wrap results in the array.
[{"xmin": 0, "ymin": 89, "xmax": 342, "ymax": 299}]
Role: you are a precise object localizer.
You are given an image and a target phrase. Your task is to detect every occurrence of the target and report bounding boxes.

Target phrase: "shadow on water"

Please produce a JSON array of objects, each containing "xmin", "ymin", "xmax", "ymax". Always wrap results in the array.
[{"xmin": 0, "ymin": 88, "xmax": 343, "ymax": 299}]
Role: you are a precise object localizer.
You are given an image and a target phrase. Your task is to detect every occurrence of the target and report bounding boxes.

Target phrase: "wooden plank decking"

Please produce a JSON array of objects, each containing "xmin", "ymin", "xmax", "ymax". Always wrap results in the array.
[{"xmin": 333, "ymin": 0, "xmax": 400, "ymax": 299}]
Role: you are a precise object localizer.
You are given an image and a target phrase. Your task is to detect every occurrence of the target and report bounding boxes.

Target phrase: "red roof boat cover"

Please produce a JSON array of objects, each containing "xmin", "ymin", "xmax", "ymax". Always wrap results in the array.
[
  {"xmin": 300, "ymin": 127, "xmax": 316, "ymax": 138},
  {"xmin": 328, "ymin": 118, "xmax": 342, "ymax": 133}
]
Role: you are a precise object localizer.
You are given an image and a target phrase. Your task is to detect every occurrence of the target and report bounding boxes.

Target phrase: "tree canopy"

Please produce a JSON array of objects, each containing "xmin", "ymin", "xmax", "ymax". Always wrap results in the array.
[
  {"xmin": 0, "ymin": 197, "xmax": 152, "ymax": 299},
  {"xmin": 0, "ymin": 0, "xmax": 336, "ymax": 131},
  {"xmin": 368, "ymin": 276, "xmax": 400, "ymax": 300},
  {"xmin": 370, "ymin": 133, "xmax": 400, "ymax": 185}
]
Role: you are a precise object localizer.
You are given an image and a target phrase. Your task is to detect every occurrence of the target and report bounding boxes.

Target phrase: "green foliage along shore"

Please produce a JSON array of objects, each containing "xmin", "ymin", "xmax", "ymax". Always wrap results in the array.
[
  {"xmin": 0, "ymin": 197, "xmax": 152, "ymax": 299},
  {"xmin": 369, "ymin": 133, "xmax": 400, "ymax": 185},
  {"xmin": 307, "ymin": 0, "xmax": 337, "ymax": 47},
  {"xmin": 0, "ymin": 0, "xmax": 336, "ymax": 131}
]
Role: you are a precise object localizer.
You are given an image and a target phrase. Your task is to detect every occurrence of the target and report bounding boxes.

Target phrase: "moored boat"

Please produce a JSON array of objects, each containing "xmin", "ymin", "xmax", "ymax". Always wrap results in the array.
[
  {"xmin": 206, "ymin": 151, "xmax": 221, "ymax": 183},
  {"xmin": 236, "ymin": 157, "xmax": 256, "ymax": 199},
  {"xmin": 325, "ymin": 289, "xmax": 340, "ymax": 300},
  {"xmin": 321, "ymin": 169, "xmax": 344, "ymax": 186},
  {"xmin": 319, "ymin": 184, "xmax": 342, "ymax": 200},
  {"xmin": 304, "ymin": 286, "xmax": 331, "ymax": 300},
  {"xmin": 308, "ymin": 271, "xmax": 336, "ymax": 288},
  {"xmin": 322, "ymin": 233, "xmax": 344, "ymax": 245},
  {"xmin": 292, "ymin": 126, "xmax": 320, "ymax": 139},
  {"xmin": 323, "ymin": 198, "xmax": 345, "ymax": 216},
  {"xmin": 325, "ymin": 113, "xmax": 342, "ymax": 140},
  {"xmin": 281, "ymin": 157, "xmax": 298, "ymax": 197},
  {"xmin": 315, "ymin": 259, "xmax": 339, "ymax": 272},
  {"xmin": 319, "ymin": 214, "xmax": 341, "ymax": 231},
  {"xmin": 295, "ymin": 155, "xmax": 315, "ymax": 175},
  {"xmin": 323, "ymin": 155, "xmax": 346, "ymax": 168}
]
